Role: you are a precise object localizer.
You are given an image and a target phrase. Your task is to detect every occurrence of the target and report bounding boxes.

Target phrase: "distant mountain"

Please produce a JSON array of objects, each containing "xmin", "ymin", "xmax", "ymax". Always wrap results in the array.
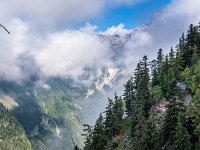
[{"xmin": 0, "ymin": 33, "xmax": 131, "ymax": 150}]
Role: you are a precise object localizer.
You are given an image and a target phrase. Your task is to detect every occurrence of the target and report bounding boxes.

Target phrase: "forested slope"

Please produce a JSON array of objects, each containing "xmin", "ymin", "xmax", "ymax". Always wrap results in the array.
[
  {"xmin": 82, "ymin": 23, "xmax": 200, "ymax": 150},
  {"xmin": 0, "ymin": 104, "xmax": 32, "ymax": 150}
]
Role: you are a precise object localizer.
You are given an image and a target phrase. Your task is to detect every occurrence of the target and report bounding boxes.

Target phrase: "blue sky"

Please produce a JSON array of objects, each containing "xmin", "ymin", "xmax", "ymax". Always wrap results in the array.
[
  {"xmin": 1, "ymin": 0, "xmax": 200, "ymax": 82},
  {"xmin": 88, "ymin": 0, "xmax": 172, "ymax": 31}
]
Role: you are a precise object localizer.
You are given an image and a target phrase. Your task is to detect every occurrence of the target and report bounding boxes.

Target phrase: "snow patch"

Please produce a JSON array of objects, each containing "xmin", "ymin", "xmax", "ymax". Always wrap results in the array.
[
  {"xmin": 86, "ymin": 89, "xmax": 94, "ymax": 98},
  {"xmin": 95, "ymin": 68, "xmax": 119, "ymax": 92}
]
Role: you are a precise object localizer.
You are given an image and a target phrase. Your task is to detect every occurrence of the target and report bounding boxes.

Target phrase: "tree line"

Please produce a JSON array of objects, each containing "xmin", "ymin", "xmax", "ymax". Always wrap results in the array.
[{"xmin": 79, "ymin": 23, "xmax": 200, "ymax": 150}]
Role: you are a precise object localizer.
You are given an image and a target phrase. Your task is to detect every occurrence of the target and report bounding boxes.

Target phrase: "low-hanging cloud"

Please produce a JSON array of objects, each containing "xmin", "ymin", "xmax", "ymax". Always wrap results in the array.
[
  {"xmin": 0, "ymin": 0, "xmax": 200, "ymax": 83},
  {"xmin": 0, "ymin": 19, "xmax": 114, "ymax": 82},
  {"xmin": 123, "ymin": 0, "xmax": 200, "ymax": 73},
  {"xmin": 35, "ymin": 29, "xmax": 113, "ymax": 79}
]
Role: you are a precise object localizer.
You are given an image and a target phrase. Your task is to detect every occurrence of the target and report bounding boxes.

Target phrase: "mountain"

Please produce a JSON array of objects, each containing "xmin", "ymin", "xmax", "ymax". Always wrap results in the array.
[
  {"xmin": 0, "ymin": 33, "xmax": 132, "ymax": 150},
  {"xmin": 82, "ymin": 23, "xmax": 200, "ymax": 150},
  {"xmin": 0, "ymin": 104, "xmax": 32, "ymax": 150}
]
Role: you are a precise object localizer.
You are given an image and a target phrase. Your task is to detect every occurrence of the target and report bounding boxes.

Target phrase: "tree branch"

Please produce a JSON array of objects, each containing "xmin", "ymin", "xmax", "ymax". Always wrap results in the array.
[{"xmin": 0, "ymin": 24, "xmax": 10, "ymax": 34}]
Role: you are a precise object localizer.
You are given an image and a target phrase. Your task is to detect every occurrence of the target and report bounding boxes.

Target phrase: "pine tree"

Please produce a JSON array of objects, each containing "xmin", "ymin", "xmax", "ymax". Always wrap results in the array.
[
  {"xmin": 132, "ymin": 116, "xmax": 145, "ymax": 150},
  {"xmin": 104, "ymin": 98, "xmax": 114, "ymax": 139},
  {"xmin": 82, "ymin": 124, "xmax": 93, "ymax": 150},
  {"xmin": 112, "ymin": 94, "xmax": 124, "ymax": 135},
  {"xmin": 163, "ymin": 98, "xmax": 184, "ymax": 148},
  {"xmin": 139, "ymin": 55, "xmax": 151, "ymax": 118},
  {"xmin": 169, "ymin": 47, "xmax": 175, "ymax": 61},
  {"xmin": 183, "ymin": 24, "xmax": 199, "ymax": 67},
  {"xmin": 190, "ymin": 60, "xmax": 200, "ymax": 146},
  {"xmin": 134, "ymin": 62, "xmax": 142, "ymax": 89},
  {"xmin": 174, "ymin": 113, "xmax": 192, "ymax": 150},
  {"xmin": 92, "ymin": 113, "xmax": 107, "ymax": 150},
  {"xmin": 123, "ymin": 78, "xmax": 135, "ymax": 116},
  {"xmin": 151, "ymin": 59, "xmax": 159, "ymax": 87},
  {"xmin": 144, "ymin": 116, "xmax": 162, "ymax": 150},
  {"xmin": 157, "ymin": 48, "xmax": 164, "ymax": 70},
  {"xmin": 156, "ymin": 48, "xmax": 165, "ymax": 87}
]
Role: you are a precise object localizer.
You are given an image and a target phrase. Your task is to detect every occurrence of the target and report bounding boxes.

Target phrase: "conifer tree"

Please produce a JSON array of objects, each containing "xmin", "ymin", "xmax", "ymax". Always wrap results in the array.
[
  {"xmin": 104, "ymin": 98, "xmax": 114, "ymax": 139},
  {"xmin": 132, "ymin": 116, "xmax": 145, "ymax": 150},
  {"xmin": 156, "ymin": 48, "xmax": 165, "ymax": 87},
  {"xmin": 123, "ymin": 78, "xmax": 135, "ymax": 116},
  {"xmin": 157, "ymin": 48, "xmax": 164, "ymax": 70},
  {"xmin": 151, "ymin": 59, "xmax": 159, "ymax": 87},
  {"xmin": 163, "ymin": 98, "xmax": 184, "ymax": 148},
  {"xmin": 91, "ymin": 113, "xmax": 107, "ymax": 150},
  {"xmin": 139, "ymin": 55, "xmax": 151, "ymax": 118},
  {"xmin": 134, "ymin": 62, "xmax": 142, "ymax": 89},
  {"xmin": 169, "ymin": 47, "xmax": 175, "ymax": 61},
  {"xmin": 112, "ymin": 94, "xmax": 124, "ymax": 135},
  {"xmin": 174, "ymin": 113, "xmax": 192, "ymax": 150},
  {"xmin": 82, "ymin": 124, "xmax": 93, "ymax": 150}
]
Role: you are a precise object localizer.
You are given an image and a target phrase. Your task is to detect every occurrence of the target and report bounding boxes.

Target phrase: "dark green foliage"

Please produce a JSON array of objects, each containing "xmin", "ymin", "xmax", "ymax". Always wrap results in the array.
[
  {"xmin": 91, "ymin": 114, "xmax": 107, "ymax": 150},
  {"xmin": 104, "ymin": 97, "xmax": 114, "ymax": 139},
  {"xmin": 174, "ymin": 113, "xmax": 192, "ymax": 150},
  {"xmin": 83, "ymin": 124, "xmax": 93, "ymax": 150},
  {"xmin": 136, "ymin": 55, "xmax": 151, "ymax": 118},
  {"xmin": 83, "ymin": 23, "xmax": 200, "ymax": 150},
  {"xmin": 162, "ymin": 99, "xmax": 185, "ymax": 147},
  {"xmin": 123, "ymin": 78, "xmax": 135, "ymax": 117},
  {"xmin": 74, "ymin": 145, "xmax": 79, "ymax": 150},
  {"xmin": 132, "ymin": 112, "xmax": 162, "ymax": 150},
  {"xmin": 0, "ymin": 104, "xmax": 32, "ymax": 150},
  {"xmin": 112, "ymin": 94, "xmax": 124, "ymax": 135}
]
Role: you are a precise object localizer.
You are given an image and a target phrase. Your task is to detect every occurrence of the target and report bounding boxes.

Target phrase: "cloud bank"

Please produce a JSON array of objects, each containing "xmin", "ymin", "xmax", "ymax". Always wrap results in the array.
[
  {"xmin": 0, "ymin": 0, "xmax": 145, "ymax": 30},
  {"xmin": 0, "ymin": 0, "xmax": 200, "ymax": 83},
  {"xmin": 124, "ymin": 0, "xmax": 200, "ymax": 71}
]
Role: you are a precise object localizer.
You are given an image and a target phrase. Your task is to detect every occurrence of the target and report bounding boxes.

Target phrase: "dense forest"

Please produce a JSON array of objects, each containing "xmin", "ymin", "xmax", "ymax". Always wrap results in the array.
[
  {"xmin": 80, "ymin": 23, "xmax": 200, "ymax": 150},
  {"xmin": 0, "ymin": 104, "xmax": 32, "ymax": 150}
]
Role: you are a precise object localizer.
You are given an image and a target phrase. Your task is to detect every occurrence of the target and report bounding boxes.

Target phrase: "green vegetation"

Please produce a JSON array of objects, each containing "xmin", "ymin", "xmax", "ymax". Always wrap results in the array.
[
  {"xmin": 0, "ymin": 104, "xmax": 32, "ymax": 150},
  {"xmin": 83, "ymin": 23, "xmax": 200, "ymax": 149},
  {"xmin": 0, "ymin": 77, "xmax": 87, "ymax": 150}
]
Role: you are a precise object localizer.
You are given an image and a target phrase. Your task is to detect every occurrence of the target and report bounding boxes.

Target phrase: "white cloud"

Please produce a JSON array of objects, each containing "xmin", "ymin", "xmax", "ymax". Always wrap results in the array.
[
  {"xmin": 101, "ymin": 23, "xmax": 133, "ymax": 35},
  {"xmin": 0, "ymin": 20, "xmax": 113, "ymax": 82},
  {"xmin": 0, "ymin": 0, "xmax": 145, "ymax": 29},
  {"xmin": 35, "ymin": 29, "xmax": 113, "ymax": 79},
  {"xmin": 124, "ymin": 0, "xmax": 200, "ymax": 72},
  {"xmin": 1, "ymin": 0, "xmax": 200, "ymax": 84}
]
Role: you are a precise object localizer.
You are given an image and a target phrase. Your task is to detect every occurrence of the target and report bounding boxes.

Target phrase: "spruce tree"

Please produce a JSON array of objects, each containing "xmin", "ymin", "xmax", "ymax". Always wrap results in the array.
[
  {"xmin": 123, "ymin": 78, "xmax": 135, "ymax": 116},
  {"xmin": 92, "ymin": 113, "xmax": 107, "ymax": 150},
  {"xmin": 112, "ymin": 94, "xmax": 124, "ymax": 135},
  {"xmin": 174, "ymin": 113, "xmax": 192, "ymax": 150},
  {"xmin": 169, "ymin": 47, "xmax": 175, "ymax": 61},
  {"xmin": 82, "ymin": 124, "xmax": 93, "ymax": 150},
  {"xmin": 143, "ymin": 114, "xmax": 162, "ymax": 150},
  {"xmin": 163, "ymin": 98, "xmax": 184, "ymax": 148},
  {"xmin": 104, "ymin": 98, "xmax": 114, "ymax": 139},
  {"xmin": 151, "ymin": 59, "xmax": 159, "ymax": 87},
  {"xmin": 139, "ymin": 55, "xmax": 151, "ymax": 118}
]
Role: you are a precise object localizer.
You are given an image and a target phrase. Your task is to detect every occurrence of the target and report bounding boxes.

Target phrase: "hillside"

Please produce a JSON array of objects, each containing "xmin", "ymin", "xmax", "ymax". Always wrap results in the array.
[
  {"xmin": 0, "ymin": 104, "xmax": 32, "ymax": 150},
  {"xmin": 82, "ymin": 23, "xmax": 200, "ymax": 150},
  {"xmin": 0, "ymin": 33, "xmax": 130, "ymax": 150}
]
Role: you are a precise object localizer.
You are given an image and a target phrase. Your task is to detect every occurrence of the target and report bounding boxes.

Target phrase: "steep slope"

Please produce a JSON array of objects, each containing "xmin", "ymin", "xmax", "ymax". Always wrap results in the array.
[
  {"xmin": 0, "ymin": 104, "xmax": 32, "ymax": 150},
  {"xmin": 0, "ymin": 78, "xmax": 87, "ymax": 150},
  {"xmin": 0, "ymin": 33, "xmax": 131, "ymax": 150},
  {"xmin": 82, "ymin": 23, "xmax": 200, "ymax": 150}
]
